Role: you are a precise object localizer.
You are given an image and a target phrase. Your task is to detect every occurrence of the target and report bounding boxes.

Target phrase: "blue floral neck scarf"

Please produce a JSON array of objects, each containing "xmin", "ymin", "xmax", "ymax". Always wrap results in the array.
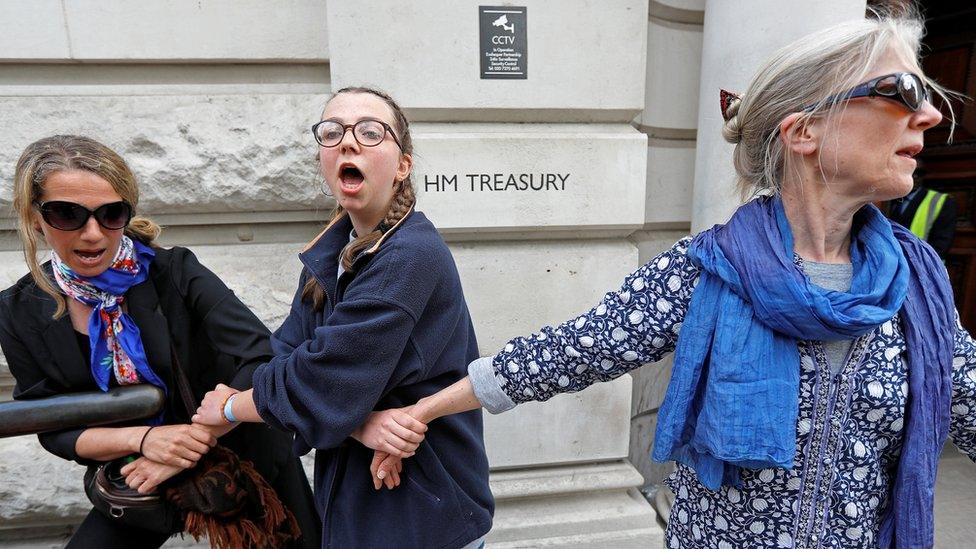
[
  {"xmin": 653, "ymin": 195, "xmax": 954, "ymax": 548},
  {"xmin": 52, "ymin": 236, "xmax": 166, "ymax": 395}
]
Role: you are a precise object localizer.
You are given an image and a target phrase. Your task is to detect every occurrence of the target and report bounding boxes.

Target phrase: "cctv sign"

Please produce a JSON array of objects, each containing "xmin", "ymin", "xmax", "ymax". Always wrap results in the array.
[{"xmin": 479, "ymin": 6, "xmax": 527, "ymax": 79}]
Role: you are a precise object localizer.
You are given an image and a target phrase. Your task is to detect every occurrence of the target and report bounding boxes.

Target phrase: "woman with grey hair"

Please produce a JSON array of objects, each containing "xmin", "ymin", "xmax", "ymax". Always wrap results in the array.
[{"xmin": 361, "ymin": 11, "xmax": 974, "ymax": 549}]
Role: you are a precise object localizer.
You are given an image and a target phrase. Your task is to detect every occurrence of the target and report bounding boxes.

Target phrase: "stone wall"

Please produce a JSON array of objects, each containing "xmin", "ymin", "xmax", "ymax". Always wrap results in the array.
[{"xmin": 0, "ymin": 1, "xmax": 332, "ymax": 542}]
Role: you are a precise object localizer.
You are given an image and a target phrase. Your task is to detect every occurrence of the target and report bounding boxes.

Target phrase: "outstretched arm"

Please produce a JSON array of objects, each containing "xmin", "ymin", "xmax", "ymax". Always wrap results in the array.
[
  {"xmin": 414, "ymin": 377, "xmax": 482, "ymax": 423},
  {"xmin": 77, "ymin": 423, "xmax": 216, "ymax": 467}
]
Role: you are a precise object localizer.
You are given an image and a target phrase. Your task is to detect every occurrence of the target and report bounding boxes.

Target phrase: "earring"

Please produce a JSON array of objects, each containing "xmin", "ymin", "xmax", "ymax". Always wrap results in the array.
[{"xmin": 320, "ymin": 177, "xmax": 334, "ymax": 198}]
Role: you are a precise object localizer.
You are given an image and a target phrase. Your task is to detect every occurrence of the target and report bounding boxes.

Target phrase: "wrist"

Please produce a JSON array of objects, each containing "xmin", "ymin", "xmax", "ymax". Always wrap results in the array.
[
  {"xmin": 413, "ymin": 397, "xmax": 437, "ymax": 424},
  {"xmin": 129, "ymin": 426, "xmax": 147, "ymax": 454},
  {"xmin": 207, "ymin": 422, "xmax": 237, "ymax": 437},
  {"xmin": 138, "ymin": 426, "xmax": 154, "ymax": 454},
  {"xmin": 222, "ymin": 394, "xmax": 239, "ymax": 423},
  {"xmin": 220, "ymin": 393, "xmax": 237, "ymax": 425},
  {"xmin": 349, "ymin": 425, "xmax": 363, "ymax": 443}
]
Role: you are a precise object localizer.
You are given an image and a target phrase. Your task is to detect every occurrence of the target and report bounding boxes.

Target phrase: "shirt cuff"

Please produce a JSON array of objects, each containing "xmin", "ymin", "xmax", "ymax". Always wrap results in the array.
[{"xmin": 467, "ymin": 355, "xmax": 516, "ymax": 414}]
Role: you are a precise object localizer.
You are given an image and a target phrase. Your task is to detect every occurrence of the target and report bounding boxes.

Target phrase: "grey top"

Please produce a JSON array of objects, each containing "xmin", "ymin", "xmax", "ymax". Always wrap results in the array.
[
  {"xmin": 803, "ymin": 259, "xmax": 854, "ymax": 375},
  {"xmin": 467, "ymin": 257, "xmax": 856, "ymax": 412}
]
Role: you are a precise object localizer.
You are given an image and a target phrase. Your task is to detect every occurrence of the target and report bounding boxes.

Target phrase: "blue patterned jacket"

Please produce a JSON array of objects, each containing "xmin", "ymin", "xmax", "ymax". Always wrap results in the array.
[{"xmin": 471, "ymin": 237, "xmax": 976, "ymax": 548}]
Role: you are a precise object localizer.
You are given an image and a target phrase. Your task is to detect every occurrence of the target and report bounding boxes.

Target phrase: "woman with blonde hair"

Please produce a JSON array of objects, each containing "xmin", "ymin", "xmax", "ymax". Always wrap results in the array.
[
  {"xmin": 0, "ymin": 135, "xmax": 318, "ymax": 547},
  {"xmin": 362, "ymin": 11, "xmax": 976, "ymax": 548}
]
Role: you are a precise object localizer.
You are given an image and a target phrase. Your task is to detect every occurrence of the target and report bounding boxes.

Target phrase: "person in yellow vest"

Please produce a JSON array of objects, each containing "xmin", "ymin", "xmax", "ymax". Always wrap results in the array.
[{"xmin": 886, "ymin": 166, "xmax": 958, "ymax": 258}]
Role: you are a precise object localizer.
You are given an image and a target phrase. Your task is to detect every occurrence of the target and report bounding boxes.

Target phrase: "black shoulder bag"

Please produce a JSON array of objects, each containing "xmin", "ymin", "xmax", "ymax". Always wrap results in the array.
[{"xmin": 83, "ymin": 346, "xmax": 201, "ymax": 534}]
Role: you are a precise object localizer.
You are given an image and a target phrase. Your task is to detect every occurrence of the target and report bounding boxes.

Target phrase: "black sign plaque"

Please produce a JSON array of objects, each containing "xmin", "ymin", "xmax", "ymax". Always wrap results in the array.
[{"xmin": 479, "ymin": 6, "xmax": 527, "ymax": 79}]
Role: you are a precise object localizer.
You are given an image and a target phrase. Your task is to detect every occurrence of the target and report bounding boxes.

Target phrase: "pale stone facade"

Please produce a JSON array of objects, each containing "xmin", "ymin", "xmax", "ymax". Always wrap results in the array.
[{"xmin": 0, "ymin": 1, "xmax": 866, "ymax": 546}]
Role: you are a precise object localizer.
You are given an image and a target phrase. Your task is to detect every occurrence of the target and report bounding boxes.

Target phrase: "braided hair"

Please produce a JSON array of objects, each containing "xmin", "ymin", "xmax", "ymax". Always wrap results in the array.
[{"xmin": 302, "ymin": 87, "xmax": 416, "ymax": 311}]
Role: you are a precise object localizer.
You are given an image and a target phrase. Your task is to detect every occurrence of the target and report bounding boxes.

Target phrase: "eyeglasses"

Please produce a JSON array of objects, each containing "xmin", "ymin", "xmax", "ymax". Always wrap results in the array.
[
  {"xmin": 34, "ymin": 200, "xmax": 133, "ymax": 231},
  {"xmin": 813, "ymin": 72, "xmax": 931, "ymax": 112},
  {"xmin": 312, "ymin": 119, "xmax": 402, "ymax": 149}
]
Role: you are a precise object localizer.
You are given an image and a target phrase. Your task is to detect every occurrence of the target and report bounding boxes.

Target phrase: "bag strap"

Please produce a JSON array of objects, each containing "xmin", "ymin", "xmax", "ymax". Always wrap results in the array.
[
  {"xmin": 168, "ymin": 344, "xmax": 198, "ymax": 419},
  {"xmin": 151, "ymin": 295, "xmax": 196, "ymax": 419}
]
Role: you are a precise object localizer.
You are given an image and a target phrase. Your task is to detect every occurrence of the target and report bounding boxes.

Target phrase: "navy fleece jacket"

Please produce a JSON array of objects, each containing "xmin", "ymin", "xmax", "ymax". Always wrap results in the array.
[{"xmin": 251, "ymin": 210, "xmax": 493, "ymax": 549}]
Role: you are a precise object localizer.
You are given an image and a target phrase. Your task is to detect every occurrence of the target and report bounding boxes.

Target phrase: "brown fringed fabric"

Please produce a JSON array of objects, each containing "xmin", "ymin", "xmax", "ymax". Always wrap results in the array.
[{"xmin": 165, "ymin": 446, "xmax": 301, "ymax": 548}]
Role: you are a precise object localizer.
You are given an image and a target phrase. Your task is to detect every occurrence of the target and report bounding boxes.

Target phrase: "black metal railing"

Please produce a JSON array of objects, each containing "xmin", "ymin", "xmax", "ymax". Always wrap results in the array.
[{"xmin": 0, "ymin": 385, "xmax": 165, "ymax": 438}]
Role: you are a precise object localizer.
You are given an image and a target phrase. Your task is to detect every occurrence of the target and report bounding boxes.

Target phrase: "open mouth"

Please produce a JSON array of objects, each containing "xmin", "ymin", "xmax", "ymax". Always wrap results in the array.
[
  {"xmin": 339, "ymin": 164, "xmax": 365, "ymax": 192},
  {"xmin": 74, "ymin": 249, "xmax": 106, "ymax": 265}
]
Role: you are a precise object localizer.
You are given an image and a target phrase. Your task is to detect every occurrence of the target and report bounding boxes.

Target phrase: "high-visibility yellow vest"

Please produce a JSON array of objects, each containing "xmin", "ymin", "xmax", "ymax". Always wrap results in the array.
[{"xmin": 908, "ymin": 189, "xmax": 949, "ymax": 241}]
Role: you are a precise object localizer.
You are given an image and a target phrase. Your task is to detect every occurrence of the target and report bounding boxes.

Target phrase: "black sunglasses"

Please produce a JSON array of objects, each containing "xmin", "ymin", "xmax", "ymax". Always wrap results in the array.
[
  {"xmin": 811, "ymin": 72, "xmax": 932, "ymax": 112},
  {"xmin": 34, "ymin": 200, "xmax": 133, "ymax": 231}
]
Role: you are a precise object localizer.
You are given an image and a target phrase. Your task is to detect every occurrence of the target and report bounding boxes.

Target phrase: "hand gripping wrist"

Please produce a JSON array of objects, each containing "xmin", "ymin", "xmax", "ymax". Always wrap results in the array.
[{"xmin": 221, "ymin": 394, "xmax": 239, "ymax": 423}]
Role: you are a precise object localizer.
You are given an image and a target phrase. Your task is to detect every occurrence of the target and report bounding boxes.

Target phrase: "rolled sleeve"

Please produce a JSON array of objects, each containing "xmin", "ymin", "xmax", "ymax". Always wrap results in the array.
[{"xmin": 467, "ymin": 355, "xmax": 515, "ymax": 414}]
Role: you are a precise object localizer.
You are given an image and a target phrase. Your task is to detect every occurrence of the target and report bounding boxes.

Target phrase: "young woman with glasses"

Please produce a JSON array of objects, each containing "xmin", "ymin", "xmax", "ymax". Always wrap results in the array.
[
  {"xmin": 0, "ymin": 135, "xmax": 319, "ymax": 548},
  {"xmin": 192, "ymin": 87, "xmax": 494, "ymax": 549},
  {"xmin": 360, "ymin": 12, "xmax": 976, "ymax": 548}
]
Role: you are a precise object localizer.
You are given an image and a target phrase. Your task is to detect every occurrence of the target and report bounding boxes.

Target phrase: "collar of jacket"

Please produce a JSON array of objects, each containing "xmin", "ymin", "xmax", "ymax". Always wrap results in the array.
[{"xmin": 298, "ymin": 206, "xmax": 415, "ymax": 300}]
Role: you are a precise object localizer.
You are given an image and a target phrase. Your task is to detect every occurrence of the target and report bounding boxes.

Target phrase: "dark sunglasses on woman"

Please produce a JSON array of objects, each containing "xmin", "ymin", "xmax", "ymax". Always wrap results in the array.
[
  {"xmin": 810, "ymin": 72, "xmax": 932, "ymax": 112},
  {"xmin": 34, "ymin": 201, "xmax": 133, "ymax": 231}
]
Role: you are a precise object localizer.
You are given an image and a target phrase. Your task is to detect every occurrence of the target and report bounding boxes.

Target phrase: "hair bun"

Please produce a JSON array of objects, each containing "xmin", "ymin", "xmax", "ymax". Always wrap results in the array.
[
  {"xmin": 719, "ymin": 90, "xmax": 743, "ymax": 144},
  {"xmin": 722, "ymin": 113, "xmax": 743, "ymax": 144},
  {"xmin": 126, "ymin": 215, "xmax": 162, "ymax": 245}
]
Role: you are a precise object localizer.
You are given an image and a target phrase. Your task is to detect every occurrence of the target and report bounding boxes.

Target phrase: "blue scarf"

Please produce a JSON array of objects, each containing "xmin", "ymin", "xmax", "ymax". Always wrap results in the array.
[
  {"xmin": 652, "ymin": 196, "xmax": 953, "ymax": 548},
  {"xmin": 52, "ymin": 237, "xmax": 167, "ymax": 396}
]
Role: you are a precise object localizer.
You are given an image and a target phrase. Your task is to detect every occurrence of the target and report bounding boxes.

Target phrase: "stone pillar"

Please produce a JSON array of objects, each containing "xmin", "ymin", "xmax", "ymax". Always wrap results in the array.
[
  {"xmin": 628, "ymin": 0, "xmax": 705, "ymax": 493},
  {"xmin": 690, "ymin": 0, "xmax": 868, "ymax": 232},
  {"xmin": 328, "ymin": 1, "xmax": 663, "ymax": 546}
]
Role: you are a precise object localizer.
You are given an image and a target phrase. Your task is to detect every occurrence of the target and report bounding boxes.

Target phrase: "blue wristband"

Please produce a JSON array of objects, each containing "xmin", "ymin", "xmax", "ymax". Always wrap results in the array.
[{"xmin": 223, "ymin": 394, "xmax": 238, "ymax": 423}]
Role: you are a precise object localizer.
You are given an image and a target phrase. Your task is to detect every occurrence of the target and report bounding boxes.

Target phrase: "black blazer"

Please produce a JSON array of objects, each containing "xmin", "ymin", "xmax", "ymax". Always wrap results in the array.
[{"xmin": 0, "ymin": 246, "xmax": 291, "ymax": 468}]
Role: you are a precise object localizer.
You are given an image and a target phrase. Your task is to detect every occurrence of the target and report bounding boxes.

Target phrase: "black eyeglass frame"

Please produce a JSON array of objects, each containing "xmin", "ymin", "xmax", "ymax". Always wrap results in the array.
[
  {"xmin": 806, "ymin": 72, "xmax": 932, "ymax": 113},
  {"xmin": 311, "ymin": 119, "xmax": 403, "ymax": 150},
  {"xmin": 33, "ymin": 200, "xmax": 134, "ymax": 231}
]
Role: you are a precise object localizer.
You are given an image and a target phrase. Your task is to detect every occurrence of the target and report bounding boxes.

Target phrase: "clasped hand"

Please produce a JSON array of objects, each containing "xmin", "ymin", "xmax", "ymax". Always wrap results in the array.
[
  {"xmin": 141, "ymin": 423, "xmax": 217, "ymax": 468},
  {"xmin": 120, "ymin": 424, "xmax": 218, "ymax": 494},
  {"xmin": 121, "ymin": 384, "xmax": 240, "ymax": 494},
  {"xmin": 353, "ymin": 406, "xmax": 430, "ymax": 490},
  {"xmin": 192, "ymin": 383, "xmax": 239, "ymax": 426}
]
